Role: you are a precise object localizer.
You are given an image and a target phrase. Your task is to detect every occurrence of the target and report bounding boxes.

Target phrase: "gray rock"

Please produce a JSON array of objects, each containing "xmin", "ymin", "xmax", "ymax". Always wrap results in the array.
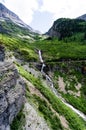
[
  {"xmin": 0, "ymin": 3, "xmax": 34, "ymax": 31},
  {"xmin": 0, "ymin": 90, "xmax": 8, "ymax": 114},
  {"xmin": 0, "ymin": 45, "xmax": 5, "ymax": 61},
  {"xmin": 0, "ymin": 125, "xmax": 5, "ymax": 130},
  {"xmin": 0, "ymin": 61, "xmax": 25, "ymax": 130}
]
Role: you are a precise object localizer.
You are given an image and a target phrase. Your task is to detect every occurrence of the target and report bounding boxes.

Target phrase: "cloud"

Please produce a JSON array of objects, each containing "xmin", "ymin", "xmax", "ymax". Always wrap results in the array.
[
  {"xmin": 0, "ymin": 0, "xmax": 5, "ymax": 3},
  {"xmin": 1, "ymin": 0, "xmax": 86, "ymax": 25},
  {"xmin": 40, "ymin": 0, "xmax": 86, "ymax": 20},
  {"xmin": 0, "ymin": 0, "xmax": 39, "ymax": 24}
]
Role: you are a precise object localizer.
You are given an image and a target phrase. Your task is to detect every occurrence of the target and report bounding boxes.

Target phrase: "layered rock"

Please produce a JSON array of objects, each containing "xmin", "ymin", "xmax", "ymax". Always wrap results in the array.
[
  {"xmin": 0, "ymin": 44, "xmax": 5, "ymax": 61},
  {"xmin": 0, "ymin": 61, "xmax": 25, "ymax": 130}
]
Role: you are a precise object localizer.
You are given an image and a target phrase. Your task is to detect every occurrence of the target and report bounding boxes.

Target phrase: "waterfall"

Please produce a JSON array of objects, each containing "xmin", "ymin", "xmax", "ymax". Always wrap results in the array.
[
  {"xmin": 38, "ymin": 50, "xmax": 54, "ymax": 88},
  {"xmin": 41, "ymin": 63, "xmax": 46, "ymax": 73},
  {"xmin": 38, "ymin": 50, "xmax": 43, "ymax": 63},
  {"xmin": 38, "ymin": 50, "xmax": 86, "ymax": 121}
]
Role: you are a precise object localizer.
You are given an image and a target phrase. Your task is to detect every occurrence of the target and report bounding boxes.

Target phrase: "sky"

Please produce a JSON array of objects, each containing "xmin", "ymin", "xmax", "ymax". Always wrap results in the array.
[{"xmin": 0, "ymin": 0, "xmax": 86, "ymax": 33}]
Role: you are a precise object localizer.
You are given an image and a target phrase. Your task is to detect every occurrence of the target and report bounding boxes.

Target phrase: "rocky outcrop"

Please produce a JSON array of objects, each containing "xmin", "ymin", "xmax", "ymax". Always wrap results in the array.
[
  {"xmin": 0, "ymin": 44, "xmax": 5, "ymax": 61},
  {"xmin": 47, "ymin": 26, "xmax": 60, "ymax": 38},
  {"xmin": 0, "ymin": 61, "xmax": 25, "ymax": 130},
  {"xmin": 24, "ymin": 102, "xmax": 50, "ymax": 130}
]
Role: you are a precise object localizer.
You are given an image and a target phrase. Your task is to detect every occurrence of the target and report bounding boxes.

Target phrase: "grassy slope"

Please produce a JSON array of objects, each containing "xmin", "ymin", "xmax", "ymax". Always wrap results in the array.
[
  {"xmin": 0, "ymin": 20, "xmax": 38, "ymax": 38},
  {"xmin": 0, "ymin": 34, "xmax": 38, "ymax": 61},
  {"xmin": 54, "ymin": 65, "xmax": 86, "ymax": 115},
  {"xmin": 1, "ymin": 32, "xmax": 86, "ymax": 61},
  {"xmin": 1, "ymin": 33, "xmax": 86, "ymax": 110},
  {"xmin": 1, "ymin": 32, "xmax": 86, "ymax": 129},
  {"xmin": 31, "ymin": 33, "xmax": 86, "ymax": 62},
  {"xmin": 16, "ymin": 64, "xmax": 86, "ymax": 130}
]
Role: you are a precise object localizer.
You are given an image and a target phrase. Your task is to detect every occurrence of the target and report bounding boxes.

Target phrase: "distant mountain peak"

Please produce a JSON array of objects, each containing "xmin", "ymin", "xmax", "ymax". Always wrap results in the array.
[
  {"xmin": 0, "ymin": 3, "xmax": 18, "ymax": 18},
  {"xmin": 77, "ymin": 14, "xmax": 86, "ymax": 21},
  {"xmin": 0, "ymin": 3, "xmax": 6, "ymax": 9},
  {"xmin": 0, "ymin": 3, "xmax": 5, "ymax": 8},
  {"xmin": 0, "ymin": 3, "xmax": 34, "ymax": 31}
]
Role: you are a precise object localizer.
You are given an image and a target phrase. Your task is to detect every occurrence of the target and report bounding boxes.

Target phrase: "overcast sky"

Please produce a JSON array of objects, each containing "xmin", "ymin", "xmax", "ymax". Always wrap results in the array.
[{"xmin": 0, "ymin": 0, "xmax": 86, "ymax": 33}]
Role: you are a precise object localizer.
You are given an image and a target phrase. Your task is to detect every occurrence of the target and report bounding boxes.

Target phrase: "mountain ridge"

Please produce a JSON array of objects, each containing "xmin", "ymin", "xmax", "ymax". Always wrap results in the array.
[
  {"xmin": 0, "ymin": 3, "xmax": 86, "ymax": 130},
  {"xmin": 47, "ymin": 18, "xmax": 86, "ymax": 39},
  {"xmin": 0, "ymin": 3, "xmax": 37, "ymax": 33},
  {"xmin": 0, "ymin": 3, "xmax": 20, "ymax": 20},
  {"xmin": 77, "ymin": 14, "xmax": 86, "ymax": 21}
]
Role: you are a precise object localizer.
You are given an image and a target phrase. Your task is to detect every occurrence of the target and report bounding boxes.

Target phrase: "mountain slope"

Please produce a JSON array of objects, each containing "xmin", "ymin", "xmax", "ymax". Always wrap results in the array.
[
  {"xmin": 47, "ymin": 18, "xmax": 86, "ymax": 39},
  {"xmin": 77, "ymin": 14, "xmax": 86, "ymax": 21},
  {"xmin": 0, "ymin": 3, "xmax": 40, "ymax": 40},
  {"xmin": 0, "ymin": 3, "xmax": 33, "ymax": 30},
  {"xmin": 0, "ymin": 3, "xmax": 86, "ymax": 130}
]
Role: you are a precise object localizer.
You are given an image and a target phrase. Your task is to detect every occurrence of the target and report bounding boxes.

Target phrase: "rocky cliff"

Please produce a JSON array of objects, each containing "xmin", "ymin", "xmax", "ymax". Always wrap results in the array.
[
  {"xmin": 0, "ymin": 44, "xmax": 5, "ymax": 61},
  {"xmin": 0, "ymin": 46, "xmax": 25, "ymax": 130}
]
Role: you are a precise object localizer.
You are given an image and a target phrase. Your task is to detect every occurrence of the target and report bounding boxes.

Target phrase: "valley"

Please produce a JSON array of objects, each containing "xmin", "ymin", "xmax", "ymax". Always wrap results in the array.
[{"xmin": 0, "ymin": 3, "xmax": 86, "ymax": 130}]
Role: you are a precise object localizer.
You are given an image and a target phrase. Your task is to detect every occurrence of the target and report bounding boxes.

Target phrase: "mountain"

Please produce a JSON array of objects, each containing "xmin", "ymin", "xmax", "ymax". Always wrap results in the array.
[
  {"xmin": 0, "ymin": 3, "xmax": 33, "ymax": 31},
  {"xmin": 0, "ymin": 3, "xmax": 40, "ymax": 39},
  {"xmin": 47, "ymin": 18, "xmax": 86, "ymax": 39},
  {"xmin": 0, "ymin": 3, "xmax": 86, "ymax": 130},
  {"xmin": 77, "ymin": 14, "xmax": 86, "ymax": 21}
]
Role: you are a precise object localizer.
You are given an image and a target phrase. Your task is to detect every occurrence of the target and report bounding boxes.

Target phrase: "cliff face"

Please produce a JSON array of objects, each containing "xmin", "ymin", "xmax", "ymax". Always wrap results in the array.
[
  {"xmin": 0, "ymin": 44, "xmax": 5, "ymax": 61},
  {"xmin": 0, "ymin": 47, "xmax": 25, "ymax": 130}
]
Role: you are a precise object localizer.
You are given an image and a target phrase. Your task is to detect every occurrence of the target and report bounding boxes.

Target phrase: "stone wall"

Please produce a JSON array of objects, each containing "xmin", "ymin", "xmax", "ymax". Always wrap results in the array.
[{"xmin": 0, "ymin": 61, "xmax": 25, "ymax": 130}]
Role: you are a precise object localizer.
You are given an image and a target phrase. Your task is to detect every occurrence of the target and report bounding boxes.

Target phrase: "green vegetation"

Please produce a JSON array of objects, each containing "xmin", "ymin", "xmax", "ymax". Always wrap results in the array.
[
  {"xmin": 1, "ymin": 16, "xmax": 86, "ymax": 130},
  {"xmin": 26, "ymin": 90, "xmax": 63, "ymax": 130},
  {"xmin": 16, "ymin": 64, "xmax": 86, "ymax": 130},
  {"xmin": 1, "ymin": 16, "xmax": 86, "ymax": 63},
  {"xmin": 30, "ymin": 35, "xmax": 86, "ymax": 62},
  {"xmin": 1, "ymin": 29, "xmax": 86, "ymax": 62},
  {"xmin": 52, "ymin": 18, "xmax": 86, "ymax": 39},
  {"xmin": 0, "ymin": 34, "xmax": 38, "ymax": 61},
  {"xmin": 10, "ymin": 107, "xmax": 25, "ymax": 130},
  {"xmin": 32, "ymin": 95, "xmax": 63, "ymax": 130},
  {"xmin": 0, "ymin": 20, "xmax": 39, "ymax": 38},
  {"xmin": 53, "ymin": 62, "xmax": 86, "ymax": 114},
  {"xmin": 25, "ymin": 74, "xmax": 63, "ymax": 130},
  {"xmin": 63, "ymin": 94, "xmax": 86, "ymax": 114}
]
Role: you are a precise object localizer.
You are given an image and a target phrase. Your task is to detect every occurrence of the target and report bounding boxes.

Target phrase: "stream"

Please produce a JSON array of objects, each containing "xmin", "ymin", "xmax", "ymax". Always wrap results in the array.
[{"xmin": 38, "ymin": 50, "xmax": 86, "ymax": 121}]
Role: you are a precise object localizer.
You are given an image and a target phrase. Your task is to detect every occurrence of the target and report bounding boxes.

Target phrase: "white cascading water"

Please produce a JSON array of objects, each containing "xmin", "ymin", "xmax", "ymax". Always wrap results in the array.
[
  {"xmin": 38, "ymin": 50, "xmax": 86, "ymax": 121},
  {"xmin": 41, "ymin": 63, "xmax": 46, "ymax": 73},
  {"xmin": 39, "ymin": 50, "xmax": 43, "ymax": 63},
  {"xmin": 39, "ymin": 50, "xmax": 54, "ymax": 88}
]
